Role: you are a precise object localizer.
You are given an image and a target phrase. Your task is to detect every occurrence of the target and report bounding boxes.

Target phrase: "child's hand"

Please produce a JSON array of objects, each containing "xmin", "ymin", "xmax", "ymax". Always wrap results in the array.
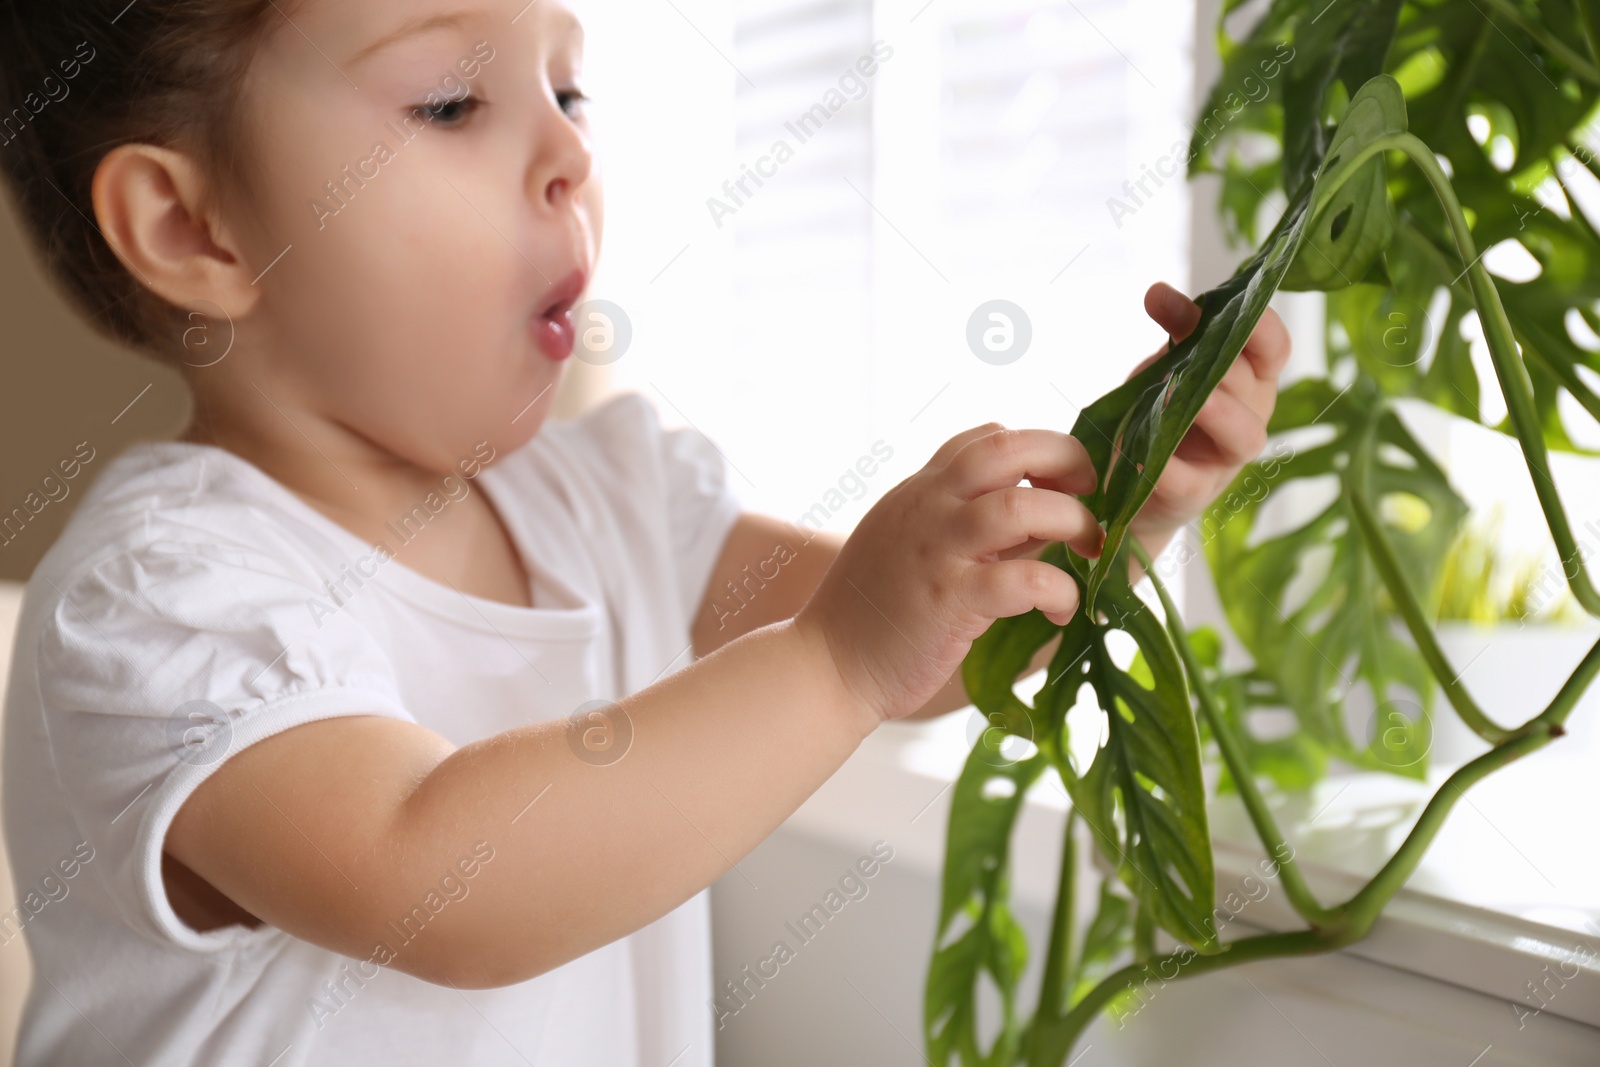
[
  {"xmin": 1125, "ymin": 281, "xmax": 1292, "ymax": 549},
  {"xmin": 796, "ymin": 426, "xmax": 1107, "ymax": 726}
]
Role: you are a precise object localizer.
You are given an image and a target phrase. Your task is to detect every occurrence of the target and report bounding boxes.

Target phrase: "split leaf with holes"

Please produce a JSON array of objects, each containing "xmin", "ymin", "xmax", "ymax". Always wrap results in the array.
[
  {"xmin": 929, "ymin": 0, "xmax": 1600, "ymax": 1059},
  {"xmin": 1205, "ymin": 377, "xmax": 1468, "ymax": 779},
  {"xmin": 1083, "ymin": 75, "xmax": 1409, "ymax": 611},
  {"xmin": 925, "ymin": 736, "xmax": 1046, "ymax": 1067},
  {"xmin": 1033, "ymin": 549, "xmax": 1217, "ymax": 951}
]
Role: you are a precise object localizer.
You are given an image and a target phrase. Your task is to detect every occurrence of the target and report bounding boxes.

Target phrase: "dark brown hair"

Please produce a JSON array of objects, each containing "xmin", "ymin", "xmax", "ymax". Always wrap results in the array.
[{"xmin": 0, "ymin": 1, "xmax": 287, "ymax": 359}]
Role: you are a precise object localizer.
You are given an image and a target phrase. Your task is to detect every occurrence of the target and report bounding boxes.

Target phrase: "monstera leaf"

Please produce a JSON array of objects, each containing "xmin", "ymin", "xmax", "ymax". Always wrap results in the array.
[
  {"xmin": 1200, "ymin": 0, "xmax": 1600, "ymax": 453},
  {"xmin": 1036, "ymin": 556, "xmax": 1217, "ymax": 951},
  {"xmin": 1191, "ymin": 0, "xmax": 1404, "ymax": 244},
  {"xmin": 1082, "ymin": 76, "xmax": 1409, "ymax": 610},
  {"xmin": 930, "ymin": 536, "xmax": 1217, "ymax": 1065},
  {"xmin": 957, "ymin": 542, "xmax": 1218, "ymax": 953},
  {"xmin": 1206, "ymin": 378, "xmax": 1469, "ymax": 777},
  {"xmin": 925, "ymin": 738, "xmax": 1046, "ymax": 1066},
  {"xmin": 1068, "ymin": 880, "xmax": 1134, "ymax": 1007}
]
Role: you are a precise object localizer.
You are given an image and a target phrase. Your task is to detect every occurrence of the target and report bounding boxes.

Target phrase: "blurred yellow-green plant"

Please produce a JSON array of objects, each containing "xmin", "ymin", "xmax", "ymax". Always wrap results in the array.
[{"xmin": 1431, "ymin": 509, "xmax": 1584, "ymax": 625}]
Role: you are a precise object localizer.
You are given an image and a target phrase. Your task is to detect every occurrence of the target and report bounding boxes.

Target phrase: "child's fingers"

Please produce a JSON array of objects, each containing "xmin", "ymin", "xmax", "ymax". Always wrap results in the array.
[
  {"xmin": 960, "ymin": 559, "xmax": 1082, "ymax": 626},
  {"xmin": 1148, "ymin": 454, "xmax": 1215, "ymax": 511},
  {"xmin": 1215, "ymin": 352, "xmax": 1278, "ymax": 423},
  {"xmin": 954, "ymin": 487, "xmax": 1106, "ymax": 561},
  {"xmin": 1192, "ymin": 387, "xmax": 1271, "ymax": 467},
  {"xmin": 932, "ymin": 421, "xmax": 1007, "ymax": 468},
  {"xmin": 1145, "ymin": 281, "xmax": 1202, "ymax": 343},
  {"xmin": 1242, "ymin": 305, "xmax": 1293, "ymax": 382},
  {"xmin": 943, "ymin": 428, "xmax": 1099, "ymax": 501},
  {"xmin": 1137, "ymin": 283, "xmax": 1292, "ymax": 388}
]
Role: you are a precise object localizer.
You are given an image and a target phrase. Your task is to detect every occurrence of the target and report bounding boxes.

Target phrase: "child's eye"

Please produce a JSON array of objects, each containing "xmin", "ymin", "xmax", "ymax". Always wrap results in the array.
[
  {"xmin": 413, "ymin": 95, "xmax": 482, "ymax": 128},
  {"xmin": 557, "ymin": 89, "xmax": 590, "ymax": 120}
]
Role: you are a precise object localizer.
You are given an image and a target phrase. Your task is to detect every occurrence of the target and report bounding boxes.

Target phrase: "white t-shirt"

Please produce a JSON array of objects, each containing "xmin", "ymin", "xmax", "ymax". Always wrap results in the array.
[{"xmin": 2, "ymin": 391, "xmax": 744, "ymax": 1067}]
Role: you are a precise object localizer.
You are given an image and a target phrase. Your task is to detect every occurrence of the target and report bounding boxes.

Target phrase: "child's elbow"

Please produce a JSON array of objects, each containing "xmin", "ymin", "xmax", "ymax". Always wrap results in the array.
[{"xmin": 402, "ymin": 929, "xmax": 561, "ymax": 990}]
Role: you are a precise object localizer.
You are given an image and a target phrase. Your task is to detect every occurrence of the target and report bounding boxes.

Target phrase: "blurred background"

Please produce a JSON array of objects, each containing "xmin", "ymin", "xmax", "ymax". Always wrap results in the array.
[{"xmin": 5, "ymin": 0, "xmax": 1598, "ymax": 1064}]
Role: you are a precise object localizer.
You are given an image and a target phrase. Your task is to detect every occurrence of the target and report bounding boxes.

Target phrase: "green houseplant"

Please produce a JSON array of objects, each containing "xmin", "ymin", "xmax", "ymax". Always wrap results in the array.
[{"xmin": 925, "ymin": 2, "xmax": 1600, "ymax": 1063}]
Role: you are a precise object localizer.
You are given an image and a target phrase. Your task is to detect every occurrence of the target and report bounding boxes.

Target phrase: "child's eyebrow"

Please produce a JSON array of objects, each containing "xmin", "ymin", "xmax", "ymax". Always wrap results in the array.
[
  {"xmin": 345, "ymin": 7, "xmax": 584, "ymax": 70},
  {"xmin": 345, "ymin": 10, "xmax": 484, "ymax": 69}
]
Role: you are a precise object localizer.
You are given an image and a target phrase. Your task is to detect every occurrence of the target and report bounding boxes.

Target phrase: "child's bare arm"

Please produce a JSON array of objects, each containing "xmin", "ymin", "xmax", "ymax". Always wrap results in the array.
[
  {"xmin": 163, "ymin": 421, "xmax": 1104, "ymax": 990},
  {"xmin": 167, "ymin": 615, "xmax": 864, "ymax": 989},
  {"xmin": 688, "ymin": 515, "xmax": 846, "ymax": 658}
]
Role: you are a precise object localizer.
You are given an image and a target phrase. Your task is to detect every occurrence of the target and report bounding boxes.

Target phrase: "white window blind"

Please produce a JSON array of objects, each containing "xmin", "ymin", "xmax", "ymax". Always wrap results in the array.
[{"xmin": 596, "ymin": 0, "xmax": 1193, "ymax": 535}]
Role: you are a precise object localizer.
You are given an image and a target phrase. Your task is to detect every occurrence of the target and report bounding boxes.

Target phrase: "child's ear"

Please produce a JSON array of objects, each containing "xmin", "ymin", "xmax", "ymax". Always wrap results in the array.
[{"xmin": 90, "ymin": 143, "xmax": 263, "ymax": 323}]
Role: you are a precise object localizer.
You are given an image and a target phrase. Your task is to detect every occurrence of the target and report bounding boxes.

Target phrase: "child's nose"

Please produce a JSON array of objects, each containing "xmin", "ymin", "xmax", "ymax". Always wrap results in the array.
[{"xmin": 532, "ymin": 120, "xmax": 593, "ymax": 213}]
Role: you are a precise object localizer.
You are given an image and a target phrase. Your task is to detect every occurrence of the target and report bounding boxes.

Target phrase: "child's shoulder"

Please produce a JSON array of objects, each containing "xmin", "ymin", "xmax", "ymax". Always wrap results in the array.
[
  {"xmin": 22, "ymin": 390, "xmax": 729, "ymax": 615},
  {"xmin": 29, "ymin": 440, "xmax": 341, "ymax": 600},
  {"xmin": 537, "ymin": 388, "xmax": 669, "ymax": 468}
]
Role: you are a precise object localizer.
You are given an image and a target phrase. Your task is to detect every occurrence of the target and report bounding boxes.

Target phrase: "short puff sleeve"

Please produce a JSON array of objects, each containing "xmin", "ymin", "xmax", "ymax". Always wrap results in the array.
[
  {"xmin": 585, "ymin": 392, "xmax": 745, "ymax": 633},
  {"xmin": 35, "ymin": 537, "xmax": 415, "ymax": 951}
]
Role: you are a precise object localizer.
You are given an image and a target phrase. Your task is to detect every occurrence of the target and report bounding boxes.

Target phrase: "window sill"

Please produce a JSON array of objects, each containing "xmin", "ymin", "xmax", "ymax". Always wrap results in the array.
[{"xmin": 788, "ymin": 708, "xmax": 1600, "ymax": 1030}]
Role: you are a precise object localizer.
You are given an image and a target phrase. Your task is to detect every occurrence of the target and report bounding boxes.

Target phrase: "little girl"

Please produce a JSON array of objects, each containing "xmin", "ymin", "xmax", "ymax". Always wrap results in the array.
[{"xmin": 0, "ymin": 1, "xmax": 1289, "ymax": 1063}]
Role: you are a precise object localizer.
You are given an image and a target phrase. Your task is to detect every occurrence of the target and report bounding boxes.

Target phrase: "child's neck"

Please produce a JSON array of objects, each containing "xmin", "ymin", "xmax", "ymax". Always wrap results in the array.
[{"xmin": 176, "ymin": 411, "xmax": 536, "ymax": 611}]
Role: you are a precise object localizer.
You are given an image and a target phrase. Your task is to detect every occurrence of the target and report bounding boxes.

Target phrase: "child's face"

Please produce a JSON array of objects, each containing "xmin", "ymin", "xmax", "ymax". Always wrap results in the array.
[{"xmin": 227, "ymin": 0, "xmax": 601, "ymax": 470}]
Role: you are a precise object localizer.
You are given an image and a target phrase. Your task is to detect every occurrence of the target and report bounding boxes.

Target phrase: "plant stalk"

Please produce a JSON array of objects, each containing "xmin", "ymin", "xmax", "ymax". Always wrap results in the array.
[
  {"xmin": 1026, "ymin": 811, "xmax": 1079, "ymax": 1067},
  {"xmin": 1035, "ymin": 725, "xmax": 1562, "ymax": 1064},
  {"xmin": 1480, "ymin": 0, "xmax": 1600, "ymax": 86},
  {"xmin": 1533, "ymin": 630, "xmax": 1600, "ymax": 729},
  {"xmin": 1132, "ymin": 541, "xmax": 1331, "ymax": 925},
  {"xmin": 1025, "ymin": 928, "xmax": 1346, "ymax": 1064},
  {"xmin": 1329, "ymin": 725, "xmax": 1560, "ymax": 931},
  {"xmin": 1345, "ymin": 405, "xmax": 1516, "ymax": 745},
  {"xmin": 1321, "ymin": 131, "xmax": 1600, "ymax": 618}
]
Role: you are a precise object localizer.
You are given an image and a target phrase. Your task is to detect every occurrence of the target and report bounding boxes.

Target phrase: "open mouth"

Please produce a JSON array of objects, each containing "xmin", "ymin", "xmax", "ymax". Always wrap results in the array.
[{"xmin": 530, "ymin": 269, "xmax": 588, "ymax": 362}]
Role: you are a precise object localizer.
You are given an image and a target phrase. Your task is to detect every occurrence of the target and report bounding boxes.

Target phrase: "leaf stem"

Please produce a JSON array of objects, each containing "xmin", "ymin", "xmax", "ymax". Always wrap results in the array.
[
  {"xmin": 1479, "ymin": 0, "xmax": 1600, "ymax": 85},
  {"xmin": 1131, "ymin": 541, "xmax": 1331, "ymax": 925},
  {"xmin": 1027, "ymin": 928, "xmax": 1345, "ymax": 1064},
  {"xmin": 1580, "ymin": 2, "xmax": 1600, "ymax": 69},
  {"xmin": 1026, "ymin": 810, "xmax": 1079, "ymax": 1066},
  {"xmin": 1036, "ymin": 724, "xmax": 1564, "ymax": 1063},
  {"xmin": 1323, "ymin": 131, "xmax": 1600, "ymax": 617},
  {"xmin": 1328, "ymin": 724, "xmax": 1560, "ymax": 931},
  {"xmin": 1399, "ymin": 136, "xmax": 1600, "ymax": 617},
  {"xmin": 1533, "ymin": 630, "xmax": 1600, "ymax": 729},
  {"xmin": 1345, "ymin": 406, "xmax": 1516, "ymax": 745},
  {"xmin": 1347, "ymin": 401, "xmax": 1600, "ymax": 737}
]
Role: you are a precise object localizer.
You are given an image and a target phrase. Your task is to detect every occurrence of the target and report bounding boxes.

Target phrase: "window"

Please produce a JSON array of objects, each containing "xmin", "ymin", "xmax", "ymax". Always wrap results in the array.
[{"xmin": 580, "ymin": 0, "xmax": 1196, "ymax": 541}]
